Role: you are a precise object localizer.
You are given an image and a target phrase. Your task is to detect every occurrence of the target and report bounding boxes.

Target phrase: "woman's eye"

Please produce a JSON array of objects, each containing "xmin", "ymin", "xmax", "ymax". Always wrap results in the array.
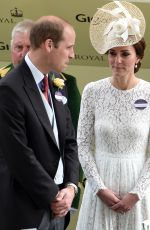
[
  {"xmin": 122, "ymin": 52, "xmax": 130, "ymax": 57},
  {"xmin": 109, "ymin": 51, "xmax": 116, "ymax": 56}
]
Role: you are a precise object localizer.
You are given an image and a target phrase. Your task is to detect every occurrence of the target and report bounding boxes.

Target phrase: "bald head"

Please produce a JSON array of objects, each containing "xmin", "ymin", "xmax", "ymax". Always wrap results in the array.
[{"xmin": 38, "ymin": 15, "xmax": 65, "ymax": 22}]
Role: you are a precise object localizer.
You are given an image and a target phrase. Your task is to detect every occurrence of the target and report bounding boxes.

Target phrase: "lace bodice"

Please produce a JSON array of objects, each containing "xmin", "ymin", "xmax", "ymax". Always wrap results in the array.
[{"xmin": 77, "ymin": 77, "xmax": 150, "ymax": 199}]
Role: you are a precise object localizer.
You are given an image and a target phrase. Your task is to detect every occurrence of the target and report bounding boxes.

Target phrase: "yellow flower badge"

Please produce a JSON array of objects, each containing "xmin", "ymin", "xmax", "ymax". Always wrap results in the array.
[
  {"xmin": 51, "ymin": 72, "xmax": 67, "ymax": 104},
  {"xmin": 52, "ymin": 73, "xmax": 65, "ymax": 90},
  {"xmin": 53, "ymin": 78, "xmax": 65, "ymax": 89},
  {"xmin": 0, "ymin": 66, "xmax": 11, "ymax": 78}
]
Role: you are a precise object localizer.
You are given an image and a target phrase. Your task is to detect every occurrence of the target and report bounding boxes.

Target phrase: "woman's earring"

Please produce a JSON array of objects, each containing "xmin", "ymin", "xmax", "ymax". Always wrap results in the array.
[{"xmin": 135, "ymin": 63, "xmax": 138, "ymax": 68}]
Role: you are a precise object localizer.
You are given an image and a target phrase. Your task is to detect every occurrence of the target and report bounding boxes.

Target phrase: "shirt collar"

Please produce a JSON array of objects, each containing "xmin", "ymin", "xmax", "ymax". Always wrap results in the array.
[{"xmin": 25, "ymin": 53, "xmax": 44, "ymax": 85}]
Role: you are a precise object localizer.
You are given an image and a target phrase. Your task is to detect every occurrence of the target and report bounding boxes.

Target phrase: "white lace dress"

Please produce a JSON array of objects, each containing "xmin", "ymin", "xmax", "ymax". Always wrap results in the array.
[{"xmin": 76, "ymin": 78, "xmax": 150, "ymax": 230}]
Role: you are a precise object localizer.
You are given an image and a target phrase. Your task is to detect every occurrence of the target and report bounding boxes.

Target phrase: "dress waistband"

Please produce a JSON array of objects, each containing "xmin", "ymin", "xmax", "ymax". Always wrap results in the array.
[{"xmin": 96, "ymin": 152, "xmax": 145, "ymax": 159}]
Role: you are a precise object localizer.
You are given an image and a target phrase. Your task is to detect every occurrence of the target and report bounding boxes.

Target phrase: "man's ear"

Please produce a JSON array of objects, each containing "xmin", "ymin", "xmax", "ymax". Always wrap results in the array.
[{"xmin": 45, "ymin": 39, "xmax": 53, "ymax": 51}]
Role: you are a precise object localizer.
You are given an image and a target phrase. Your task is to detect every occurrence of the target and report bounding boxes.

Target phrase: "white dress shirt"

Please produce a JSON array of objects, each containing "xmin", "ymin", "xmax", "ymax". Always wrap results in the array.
[{"xmin": 25, "ymin": 54, "xmax": 64, "ymax": 185}]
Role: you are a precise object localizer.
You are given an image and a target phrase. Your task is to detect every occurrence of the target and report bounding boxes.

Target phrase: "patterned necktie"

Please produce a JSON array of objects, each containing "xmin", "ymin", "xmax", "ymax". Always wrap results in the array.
[
  {"xmin": 41, "ymin": 74, "xmax": 53, "ymax": 109},
  {"xmin": 42, "ymin": 74, "xmax": 49, "ymax": 101}
]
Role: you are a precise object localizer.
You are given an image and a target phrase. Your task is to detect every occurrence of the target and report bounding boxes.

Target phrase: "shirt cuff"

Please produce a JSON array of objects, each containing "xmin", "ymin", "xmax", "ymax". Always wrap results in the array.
[{"xmin": 66, "ymin": 183, "xmax": 78, "ymax": 195}]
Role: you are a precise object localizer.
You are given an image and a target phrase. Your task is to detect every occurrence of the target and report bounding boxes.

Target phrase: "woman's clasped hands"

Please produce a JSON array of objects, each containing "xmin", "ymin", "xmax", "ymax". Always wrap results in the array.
[{"xmin": 97, "ymin": 188, "xmax": 139, "ymax": 214}]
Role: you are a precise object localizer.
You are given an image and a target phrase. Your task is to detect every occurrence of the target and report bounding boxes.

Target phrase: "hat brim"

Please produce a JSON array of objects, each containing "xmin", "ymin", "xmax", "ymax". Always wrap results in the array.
[{"xmin": 89, "ymin": 1, "xmax": 146, "ymax": 54}]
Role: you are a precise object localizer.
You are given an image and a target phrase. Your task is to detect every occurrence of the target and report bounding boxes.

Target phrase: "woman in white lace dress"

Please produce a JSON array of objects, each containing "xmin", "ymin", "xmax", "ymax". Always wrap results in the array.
[{"xmin": 76, "ymin": 2, "xmax": 150, "ymax": 230}]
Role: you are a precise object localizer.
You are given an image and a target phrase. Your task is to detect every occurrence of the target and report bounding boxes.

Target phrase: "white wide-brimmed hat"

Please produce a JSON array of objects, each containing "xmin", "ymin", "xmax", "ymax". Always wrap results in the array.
[{"xmin": 89, "ymin": 1, "xmax": 146, "ymax": 54}]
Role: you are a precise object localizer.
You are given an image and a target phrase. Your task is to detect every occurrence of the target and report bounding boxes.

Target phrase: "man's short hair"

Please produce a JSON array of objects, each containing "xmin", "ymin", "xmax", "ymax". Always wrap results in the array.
[
  {"xmin": 30, "ymin": 16, "xmax": 72, "ymax": 49},
  {"xmin": 11, "ymin": 19, "xmax": 34, "ymax": 48}
]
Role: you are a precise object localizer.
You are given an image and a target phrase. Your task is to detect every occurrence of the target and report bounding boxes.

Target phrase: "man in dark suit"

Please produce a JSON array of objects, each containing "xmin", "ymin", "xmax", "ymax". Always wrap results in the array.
[
  {"xmin": 0, "ymin": 18, "xmax": 82, "ymax": 215},
  {"xmin": 0, "ymin": 15, "xmax": 79, "ymax": 230}
]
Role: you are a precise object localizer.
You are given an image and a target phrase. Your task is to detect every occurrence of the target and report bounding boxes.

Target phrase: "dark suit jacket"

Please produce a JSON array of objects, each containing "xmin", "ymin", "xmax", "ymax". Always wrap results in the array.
[{"xmin": 0, "ymin": 60, "xmax": 79, "ymax": 230}]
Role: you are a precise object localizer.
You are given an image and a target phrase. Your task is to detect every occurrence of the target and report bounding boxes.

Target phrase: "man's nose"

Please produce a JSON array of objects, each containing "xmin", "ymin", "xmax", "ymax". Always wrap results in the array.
[{"xmin": 69, "ymin": 48, "xmax": 75, "ymax": 59}]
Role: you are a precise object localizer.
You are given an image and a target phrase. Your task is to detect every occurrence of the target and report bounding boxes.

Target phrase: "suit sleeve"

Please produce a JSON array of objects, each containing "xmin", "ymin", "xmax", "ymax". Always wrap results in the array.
[
  {"xmin": 58, "ymin": 84, "xmax": 79, "ymax": 186},
  {"xmin": 63, "ymin": 104, "xmax": 79, "ymax": 186}
]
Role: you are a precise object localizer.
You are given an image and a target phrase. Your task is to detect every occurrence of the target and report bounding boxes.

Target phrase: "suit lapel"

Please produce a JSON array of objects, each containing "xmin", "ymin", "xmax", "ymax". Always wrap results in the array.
[
  {"xmin": 21, "ymin": 61, "xmax": 58, "ymax": 148},
  {"xmin": 49, "ymin": 76, "xmax": 66, "ymax": 153}
]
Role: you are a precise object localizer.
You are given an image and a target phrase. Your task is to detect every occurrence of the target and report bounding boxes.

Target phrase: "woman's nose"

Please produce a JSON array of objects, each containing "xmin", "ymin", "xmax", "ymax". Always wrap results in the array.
[{"xmin": 115, "ymin": 54, "xmax": 122, "ymax": 63}]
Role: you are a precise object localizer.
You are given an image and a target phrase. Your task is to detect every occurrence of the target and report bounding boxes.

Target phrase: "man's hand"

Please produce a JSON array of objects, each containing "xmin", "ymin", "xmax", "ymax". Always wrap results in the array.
[{"xmin": 51, "ymin": 187, "xmax": 75, "ymax": 218}]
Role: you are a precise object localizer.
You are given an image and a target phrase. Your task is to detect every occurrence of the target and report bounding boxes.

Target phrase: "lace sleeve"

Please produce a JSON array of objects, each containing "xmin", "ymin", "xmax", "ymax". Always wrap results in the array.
[
  {"xmin": 77, "ymin": 83, "xmax": 107, "ymax": 195},
  {"xmin": 130, "ymin": 133, "xmax": 150, "ymax": 200}
]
